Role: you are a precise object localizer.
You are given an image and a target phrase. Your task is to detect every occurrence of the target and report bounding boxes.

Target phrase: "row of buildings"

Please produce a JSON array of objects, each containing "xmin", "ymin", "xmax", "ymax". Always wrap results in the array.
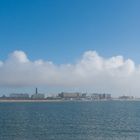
[
  {"xmin": 7, "ymin": 88, "xmax": 45, "ymax": 100},
  {"xmin": 58, "ymin": 92, "xmax": 111, "ymax": 100},
  {"xmin": 0, "ymin": 88, "xmax": 112, "ymax": 101},
  {"xmin": 1, "ymin": 88, "xmax": 111, "ymax": 100}
]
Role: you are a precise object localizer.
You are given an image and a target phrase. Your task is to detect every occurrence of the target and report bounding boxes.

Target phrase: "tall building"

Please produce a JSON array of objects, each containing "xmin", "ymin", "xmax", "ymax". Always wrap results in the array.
[
  {"xmin": 31, "ymin": 88, "xmax": 45, "ymax": 99},
  {"xmin": 35, "ymin": 87, "xmax": 38, "ymax": 94}
]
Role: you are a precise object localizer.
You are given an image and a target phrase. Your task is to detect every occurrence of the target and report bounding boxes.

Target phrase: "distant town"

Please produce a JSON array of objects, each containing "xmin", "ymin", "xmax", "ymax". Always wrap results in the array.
[{"xmin": 0, "ymin": 88, "xmax": 138, "ymax": 102}]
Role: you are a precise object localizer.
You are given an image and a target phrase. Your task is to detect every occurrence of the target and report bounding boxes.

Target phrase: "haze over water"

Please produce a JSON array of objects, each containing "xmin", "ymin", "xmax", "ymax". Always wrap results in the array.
[{"xmin": 0, "ymin": 101, "xmax": 140, "ymax": 140}]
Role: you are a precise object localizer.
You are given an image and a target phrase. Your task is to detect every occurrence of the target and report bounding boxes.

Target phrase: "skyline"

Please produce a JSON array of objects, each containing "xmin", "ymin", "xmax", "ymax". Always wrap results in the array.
[{"xmin": 0, "ymin": 0, "xmax": 140, "ymax": 96}]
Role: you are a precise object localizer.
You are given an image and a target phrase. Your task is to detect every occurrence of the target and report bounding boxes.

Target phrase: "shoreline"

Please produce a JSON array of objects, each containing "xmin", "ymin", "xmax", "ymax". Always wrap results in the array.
[
  {"xmin": 0, "ymin": 99, "xmax": 140, "ymax": 103},
  {"xmin": 0, "ymin": 99, "xmax": 63, "ymax": 103}
]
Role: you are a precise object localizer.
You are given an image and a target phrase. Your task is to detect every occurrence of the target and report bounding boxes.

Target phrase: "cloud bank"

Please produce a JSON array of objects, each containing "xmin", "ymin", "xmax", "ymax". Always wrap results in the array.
[{"xmin": 0, "ymin": 50, "xmax": 140, "ymax": 96}]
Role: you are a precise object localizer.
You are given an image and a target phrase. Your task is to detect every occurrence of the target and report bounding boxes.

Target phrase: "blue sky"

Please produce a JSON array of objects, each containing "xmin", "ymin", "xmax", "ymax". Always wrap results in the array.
[{"xmin": 0, "ymin": 0, "xmax": 140, "ymax": 64}]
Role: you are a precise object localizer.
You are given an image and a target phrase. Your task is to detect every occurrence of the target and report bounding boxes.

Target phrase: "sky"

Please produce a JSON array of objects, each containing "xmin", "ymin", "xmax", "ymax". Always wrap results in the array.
[{"xmin": 0, "ymin": 0, "xmax": 140, "ymax": 97}]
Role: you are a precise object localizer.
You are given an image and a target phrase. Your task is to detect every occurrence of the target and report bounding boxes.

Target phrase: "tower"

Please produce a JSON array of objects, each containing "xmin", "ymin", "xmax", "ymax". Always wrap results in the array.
[{"xmin": 35, "ymin": 88, "xmax": 38, "ymax": 94}]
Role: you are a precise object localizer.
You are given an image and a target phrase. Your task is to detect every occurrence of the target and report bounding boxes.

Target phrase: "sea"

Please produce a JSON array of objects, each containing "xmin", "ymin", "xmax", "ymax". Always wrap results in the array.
[{"xmin": 0, "ymin": 101, "xmax": 140, "ymax": 140}]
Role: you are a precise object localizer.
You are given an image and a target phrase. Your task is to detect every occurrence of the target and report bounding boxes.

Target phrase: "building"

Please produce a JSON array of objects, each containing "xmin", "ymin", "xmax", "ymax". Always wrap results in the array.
[
  {"xmin": 31, "ymin": 93, "xmax": 45, "ymax": 99},
  {"xmin": 91, "ymin": 93, "xmax": 100, "ymax": 100},
  {"xmin": 100, "ymin": 93, "xmax": 111, "ymax": 99},
  {"xmin": 9, "ymin": 93, "xmax": 29, "ymax": 99},
  {"xmin": 119, "ymin": 96, "xmax": 134, "ymax": 100},
  {"xmin": 58, "ymin": 92, "xmax": 81, "ymax": 99},
  {"xmin": 104, "ymin": 94, "xmax": 111, "ymax": 99},
  {"xmin": 91, "ymin": 93, "xmax": 111, "ymax": 100},
  {"xmin": 81, "ymin": 93, "xmax": 87, "ymax": 98},
  {"xmin": 31, "ymin": 88, "xmax": 45, "ymax": 99}
]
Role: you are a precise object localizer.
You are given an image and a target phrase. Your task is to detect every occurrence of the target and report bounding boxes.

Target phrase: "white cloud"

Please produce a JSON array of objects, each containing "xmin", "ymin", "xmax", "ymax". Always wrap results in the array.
[
  {"xmin": 0, "ymin": 50, "xmax": 140, "ymax": 96},
  {"xmin": 7, "ymin": 50, "xmax": 29, "ymax": 63}
]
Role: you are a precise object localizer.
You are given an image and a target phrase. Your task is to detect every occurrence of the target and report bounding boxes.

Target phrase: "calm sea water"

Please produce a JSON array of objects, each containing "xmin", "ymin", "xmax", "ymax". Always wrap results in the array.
[{"xmin": 0, "ymin": 101, "xmax": 140, "ymax": 140}]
